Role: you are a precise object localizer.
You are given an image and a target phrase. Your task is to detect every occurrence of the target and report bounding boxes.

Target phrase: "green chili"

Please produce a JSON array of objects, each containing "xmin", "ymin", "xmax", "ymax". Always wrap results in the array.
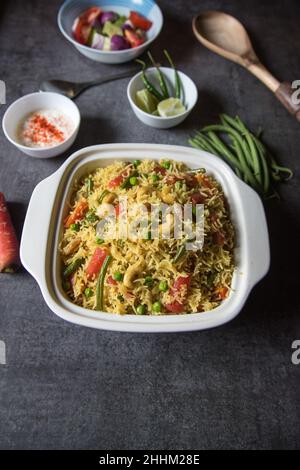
[
  {"xmin": 164, "ymin": 49, "xmax": 181, "ymax": 100},
  {"xmin": 136, "ymin": 59, "xmax": 165, "ymax": 101},
  {"xmin": 147, "ymin": 51, "xmax": 169, "ymax": 99}
]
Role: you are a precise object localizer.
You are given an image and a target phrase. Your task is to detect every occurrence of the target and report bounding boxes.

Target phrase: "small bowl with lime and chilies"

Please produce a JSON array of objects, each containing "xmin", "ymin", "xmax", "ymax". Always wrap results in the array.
[{"xmin": 127, "ymin": 51, "xmax": 198, "ymax": 129}]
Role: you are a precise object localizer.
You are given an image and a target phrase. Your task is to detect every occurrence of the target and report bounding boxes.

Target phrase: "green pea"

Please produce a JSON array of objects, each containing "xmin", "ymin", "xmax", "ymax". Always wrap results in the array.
[
  {"xmin": 114, "ymin": 272, "xmax": 123, "ymax": 282},
  {"xmin": 144, "ymin": 276, "xmax": 153, "ymax": 287},
  {"xmin": 161, "ymin": 161, "xmax": 171, "ymax": 169},
  {"xmin": 117, "ymin": 294, "xmax": 124, "ymax": 302},
  {"xmin": 151, "ymin": 174, "xmax": 159, "ymax": 183},
  {"xmin": 70, "ymin": 223, "xmax": 80, "ymax": 232},
  {"xmin": 159, "ymin": 281, "xmax": 168, "ymax": 292},
  {"xmin": 133, "ymin": 160, "xmax": 141, "ymax": 168},
  {"xmin": 84, "ymin": 288, "xmax": 93, "ymax": 298},
  {"xmin": 130, "ymin": 176, "xmax": 138, "ymax": 186},
  {"xmin": 136, "ymin": 304, "xmax": 146, "ymax": 315},
  {"xmin": 152, "ymin": 301, "xmax": 162, "ymax": 313}
]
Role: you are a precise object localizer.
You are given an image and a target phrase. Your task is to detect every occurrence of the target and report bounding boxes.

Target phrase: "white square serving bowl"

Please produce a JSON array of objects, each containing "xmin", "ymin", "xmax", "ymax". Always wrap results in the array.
[{"xmin": 20, "ymin": 143, "xmax": 270, "ymax": 333}]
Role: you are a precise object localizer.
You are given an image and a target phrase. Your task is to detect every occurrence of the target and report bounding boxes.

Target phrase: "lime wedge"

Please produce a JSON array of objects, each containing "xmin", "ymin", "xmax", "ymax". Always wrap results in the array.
[
  {"xmin": 136, "ymin": 89, "xmax": 159, "ymax": 114},
  {"xmin": 157, "ymin": 98, "xmax": 186, "ymax": 117}
]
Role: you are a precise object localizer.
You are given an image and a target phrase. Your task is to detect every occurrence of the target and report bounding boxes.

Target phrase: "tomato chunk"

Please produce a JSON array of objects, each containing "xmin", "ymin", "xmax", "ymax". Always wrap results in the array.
[
  {"xmin": 86, "ymin": 248, "xmax": 108, "ymax": 280},
  {"xmin": 124, "ymin": 29, "xmax": 145, "ymax": 48},
  {"xmin": 81, "ymin": 7, "xmax": 102, "ymax": 25},
  {"xmin": 190, "ymin": 192, "xmax": 206, "ymax": 204},
  {"xmin": 108, "ymin": 175, "xmax": 124, "ymax": 189},
  {"xmin": 129, "ymin": 11, "xmax": 153, "ymax": 31},
  {"xmin": 64, "ymin": 200, "xmax": 88, "ymax": 228},
  {"xmin": 212, "ymin": 231, "xmax": 225, "ymax": 246},
  {"xmin": 215, "ymin": 286, "xmax": 228, "ymax": 300},
  {"xmin": 107, "ymin": 275, "xmax": 118, "ymax": 286},
  {"xmin": 165, "ymin": 275, "xmax": 191, "ymax": 314}
]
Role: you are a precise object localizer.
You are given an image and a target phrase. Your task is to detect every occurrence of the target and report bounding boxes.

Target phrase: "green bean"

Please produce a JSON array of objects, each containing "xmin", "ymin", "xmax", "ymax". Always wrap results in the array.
[
  {"xmin": 147, "ymin": 51, "xmax": 169, "ymax": 99},
  {"xmin": 96, "ymin": 255, "xmax": 112, "ymax": 311},
  {"xmin": 195, "ymin": 133, "xmax": 240, "ymax": 168},
  {"xmin": 63, "ymin": 258, "xmax": 84, "ymax": 279},
  {"xmin": 86, "ymin": 178, "xmax": 93, "ymax": 196},
  {"xmin": 136, "ymin": 59, "xmax": 165, "ymax": 101},
  {"xmin": 202, "ymin": 126, "xmax": 261, "ymax": 190},
  {"xmin": 164, "ymin": 50, "xmax": 181, "ymax": 100},
  {"xmin": 252, "ymin": 138, "xmax": 270, "ymax": 194},
  {"xmin": 98, "ymin": 190, "xmax": 109, "ymax": 204},
  {"xmin": 204, "ymin": 123, "xmax": 256, "ymax": 173},
  {"xmin": 173, "ymin": 244, "xmax": 186, "ymax": 264}
]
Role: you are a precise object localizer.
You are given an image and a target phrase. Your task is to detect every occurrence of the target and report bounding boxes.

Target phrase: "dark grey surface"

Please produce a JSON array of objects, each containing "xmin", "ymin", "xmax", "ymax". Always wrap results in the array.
[{"xmin": 0, "ymin": 0, "xmax": 300, "ymax": 450}]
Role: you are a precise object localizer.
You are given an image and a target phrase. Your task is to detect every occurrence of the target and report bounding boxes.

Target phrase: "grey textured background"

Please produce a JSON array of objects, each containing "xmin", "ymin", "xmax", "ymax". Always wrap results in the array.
[{"xmin": 0, "ymin": 0, "xmax": 300, "ymax": 450}]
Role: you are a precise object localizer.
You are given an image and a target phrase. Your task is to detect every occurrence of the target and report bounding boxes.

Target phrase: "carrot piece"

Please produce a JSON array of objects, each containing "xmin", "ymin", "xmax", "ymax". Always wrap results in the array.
[
  {"xmin": 0, "ymin": 193, "xmax": 20, "ymax": 273},
  {"xmin": 64, "ymin": 200, "xmax": 88, "ymax": 228}
]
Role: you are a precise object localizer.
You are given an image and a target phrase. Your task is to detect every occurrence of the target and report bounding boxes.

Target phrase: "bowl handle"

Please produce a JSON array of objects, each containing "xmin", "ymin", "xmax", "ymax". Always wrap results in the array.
[
  {"xmin": 20, "ymin": 172, "xmax": 60, "ymax": 285},
  {"xmin": 238, "ymin": 180, "xmax": 270, "ymax": 288}
]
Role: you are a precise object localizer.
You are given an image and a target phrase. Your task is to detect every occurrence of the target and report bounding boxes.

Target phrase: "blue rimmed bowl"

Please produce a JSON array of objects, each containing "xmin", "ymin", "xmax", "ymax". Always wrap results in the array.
[{"xmin": 58, "ymin": 0, "xmax": 163, "ymax": 64}]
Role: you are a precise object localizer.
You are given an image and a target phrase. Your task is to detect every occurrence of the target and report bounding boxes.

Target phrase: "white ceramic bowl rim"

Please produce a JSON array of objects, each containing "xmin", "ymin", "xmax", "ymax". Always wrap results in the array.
[
  {"xmin": 20, "ymin": 143, "xmax": 270, "ymax": 333},
  {"xmin": 57, "ymin": 0, "xmax": 163, "ymax": 55},
  {"xmin": 2, "ymin": 92, "xmax": 81, "ymax": 152},
  {"xmin": 127, "ymin": 67, "xmax": 198, "ymax": 120}
]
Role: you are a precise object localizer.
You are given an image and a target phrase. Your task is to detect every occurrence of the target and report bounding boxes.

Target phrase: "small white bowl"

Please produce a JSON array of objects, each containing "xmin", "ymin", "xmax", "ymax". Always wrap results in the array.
[
  {"xmin": 2, "ymin": 92, "xmax": 81, "ymax": 158},
  {"xmin": 58, "ymin": 0, "xmax": 163, "ymax": 64},
  {"xmin": 127, "ymin": 67, "xmax": 198, "ymax": 129}
]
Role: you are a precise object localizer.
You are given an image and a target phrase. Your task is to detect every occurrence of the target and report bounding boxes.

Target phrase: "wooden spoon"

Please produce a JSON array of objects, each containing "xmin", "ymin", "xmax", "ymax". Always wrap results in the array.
[{"xmin": 192, "ymin": 11, "xmax": 300, "ymax": 121}]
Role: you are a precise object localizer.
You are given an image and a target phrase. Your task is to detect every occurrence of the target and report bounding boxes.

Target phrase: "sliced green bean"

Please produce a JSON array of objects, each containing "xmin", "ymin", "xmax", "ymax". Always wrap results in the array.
[
  {"xmin": 96, "ymin": 255, "xmax": 112, "ymax": 311},
  {"xmin": 63, "ymin": 258, "xmax": 84, "ymax": 279}
]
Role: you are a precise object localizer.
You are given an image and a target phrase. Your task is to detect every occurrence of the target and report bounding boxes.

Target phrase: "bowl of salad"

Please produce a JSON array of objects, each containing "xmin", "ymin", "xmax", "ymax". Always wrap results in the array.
[{"xmin": 58, "ymin": 0, "xmax": 163, "ymax": 64}]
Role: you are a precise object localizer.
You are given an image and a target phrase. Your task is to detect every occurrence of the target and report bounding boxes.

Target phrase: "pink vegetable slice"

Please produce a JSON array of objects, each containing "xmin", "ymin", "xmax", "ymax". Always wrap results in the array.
[{"xmin": 0, "ymin": 192, "xmax": 20, "ymax": 272}]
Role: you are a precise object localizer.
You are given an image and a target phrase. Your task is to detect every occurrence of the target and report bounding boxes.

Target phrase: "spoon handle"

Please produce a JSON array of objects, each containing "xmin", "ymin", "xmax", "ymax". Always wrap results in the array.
[
  {"xmin": 247, "ymin": 61, "xmax": 300, "ymax": 121},
  {"xmin": 81, "ymin": 68, "xmax": 138, "ymax": 89}
]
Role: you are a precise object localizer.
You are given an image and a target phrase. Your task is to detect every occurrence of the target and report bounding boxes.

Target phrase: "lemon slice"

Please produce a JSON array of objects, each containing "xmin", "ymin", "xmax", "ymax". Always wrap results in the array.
[
  {"xmin": 157, "ymin": 98, "xmax": 186, "ymax": 117},
  {"xmin": 136, "ymin": 89, "xmax": 159, "ymax": 114}
]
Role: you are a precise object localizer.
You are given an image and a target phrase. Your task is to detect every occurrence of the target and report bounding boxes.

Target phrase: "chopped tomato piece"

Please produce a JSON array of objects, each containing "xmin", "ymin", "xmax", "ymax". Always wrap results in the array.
[
  {"xmin": 81, "ymin": 7, "xmax": 102, "ymax": 25},
  {"xmin": 108, "ymin": 175, "xmax": 124, "ymax": 189},
  {"xmin": 190, "ymin": 192, "xmax": 206, "ymax": 204},
  {"xmin": 107, "ymin": 275, "xmax": 118, "ymax": 286},
  {"xmin": 86, "ymin": 248, "xmax": 108, "ymax": 280},
  {"xmin": 215, "ymin": 286, "xmax": 229, "ymax": 300},
  {"xmin": 0, "ymin": 192, "xmax": 20, "ymax": 272},
  {"xmin": 129, "ymin": 11, "xmax": 153, "ymax": 31},
  {"xmin": 165, "ymin": 299, "xmax": 185, "ymax": 314},
  {"xmin": 73, "ymin": 18, "xmax": 92, "ymax": 45},
  {"xmin": 153, "ymin": 166, "xmax": 167, "ymax": 176},
  {"xmin": 124, "ymin": 29, "xmax": 145, "ymax": 48},
  {"xmin": 173, "ymin": 275, "xmax": 191, "ymax": 291},
  {"xmin": 212, "ymin": 231, "xmax": 225, "ymax": 246},
  {"xmin": 115, "ymin": 204, "xmax": 120, "ymax": 217},
  {"xmin": 165, "ymin": 275, "xmax": 191, "ymax": 314},
  {"xmin": 64, "ymin": 200, "xmax": 88, "ymax": 228}
]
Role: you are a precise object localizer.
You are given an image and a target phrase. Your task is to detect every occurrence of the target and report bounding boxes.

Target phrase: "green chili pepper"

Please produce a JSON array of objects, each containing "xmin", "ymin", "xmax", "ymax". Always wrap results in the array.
[
  {"xmin": 164, "ymin": 49, "xmax": 181, "ymax": 100},
  {"xmin": 147, "ymin": 51, "xmax": 169, "ymax": 99},
  {"xmin": 136, "ymin": 59, "xmax": 165, "ymax": 101},
  {"xmin": 96, "ymin": 255, "xmax": 112, "ymax": 311}
]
